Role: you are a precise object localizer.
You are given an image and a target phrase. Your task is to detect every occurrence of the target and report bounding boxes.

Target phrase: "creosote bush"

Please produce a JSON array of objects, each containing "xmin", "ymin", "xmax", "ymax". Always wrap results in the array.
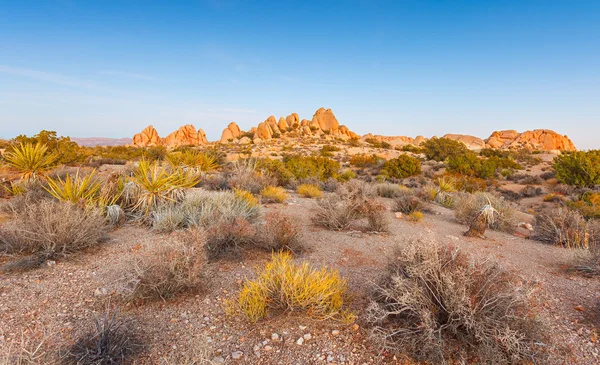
[
  {"xmin": 374, "ymin": 182, "xmax": 404, "ymax": 198},
  {"xmin": 394, "ymin": 191, "xmax": 424, "ymax": 214},
  {"xmin": 380, "ymin": 155, "xmax": 421, "ymax": 179},
  {"xmin": 553, "ymin": 150, "xmax": 600, "ymax": 188},
  {"xmin": 63, "ymin": 306, "xmax": 144, "ymax": 365},
  {"xmin": 366, "ymin": 238, "xmax": 545, "ymax": 364},
  {"xmin": 297, "ymin": 183, "xmax": 322, "ymax": 198},
  {"xmin": 0, "ymin": 201, "xmax": 107, "ymax": 269},
  {"xmin": 232, "ymin": 252, "xmax": 351, "ymax": 322}
]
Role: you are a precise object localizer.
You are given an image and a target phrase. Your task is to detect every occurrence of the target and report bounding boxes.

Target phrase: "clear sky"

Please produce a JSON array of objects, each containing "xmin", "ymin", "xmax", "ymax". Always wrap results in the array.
[{"xmin": 1, "ymin": 0, "xmax": 599, "ymax": 149}]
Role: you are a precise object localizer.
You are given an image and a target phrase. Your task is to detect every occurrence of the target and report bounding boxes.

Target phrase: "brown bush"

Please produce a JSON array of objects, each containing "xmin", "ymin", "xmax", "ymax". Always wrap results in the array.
[
  {"xmin": 453, "ymin": 192, "xmax": 518, "ymax": 233},
  {"xmin": 253, "ymin": 212, "xmax": 303, "ymax": 253},
  {"xmin": 205, "ymin": 217, "xmax": 256, "ymax": 259},
  {"xmin": 366, "ymin": 238, "xmax": 545, "ymax": 364},
  {"xmin": 121, "ymin": 228, "xmax": 207, "ymax": 302},
  {"xmin": 312, "ymin": 194, "xmax": 363, "ymax": 231},
  {"xmin": 532, "ymin": 208, "xmax": 591, "ymax": 249},
  {"xmin": 394, "ymin": 191, "xmax": 424, "ymax": 214},
  {"xmin": 0, "ymin": 200, "xmax": 107, "ymax": 269},
  {"xmin": 361, "ymin": 198, "xmax": 390, "ymax": 232}
]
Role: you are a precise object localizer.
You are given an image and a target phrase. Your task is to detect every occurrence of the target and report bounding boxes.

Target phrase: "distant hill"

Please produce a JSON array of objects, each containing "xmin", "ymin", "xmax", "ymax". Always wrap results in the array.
[{"xmin": 71, "ymin": 137, "xmax": 130, "ymax": 147}]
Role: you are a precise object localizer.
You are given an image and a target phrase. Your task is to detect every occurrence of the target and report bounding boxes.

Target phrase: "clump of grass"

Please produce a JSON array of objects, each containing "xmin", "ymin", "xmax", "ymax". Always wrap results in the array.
[
  {"xmin": 151, "ymin": 204, "xmax": 188, "ymax": 232},
  {"xmin": 453, "ymin": 192, "xmax": 517, "ymax": 233},
  {"xmin": 260, "ymin": 186, "xmax": 289, "ymax": 203},
  {"xmin": 233, "ymin": 188, "xmax": 260, "ymax": 207},
  {"xmin": 297, "ymin": 183, "xmax": 322, "ymax": 198},
  {"xmin": 227, "ymin": 159, "xmax": 277, "ymax": 194},
  {"xmin": 253, "ymin": 212, "xmax": 303, "ymax": 253},
  {"xmin": 121, "ymin": 228, "xmax": 207, "ymax": 302},
  {"xmin": 232, "ymin": 252, "xmax": 352, "ymax": 322},
  {"xmin": 533, "ymin": 208, "xmax": 591, "ymax": 248},
  {"xmin": 205, "ymin": 217, "xmax": 256, "ymax": 259},
  {"xmin": 183, "ymin": 189, "xmax": 262, "ymax": 227},
  {"xmin": 0, "ymin": 200, "xmax": 107, "ymax": 270},
  {"xmin": 406, "ymin": 211, "xmax": 424, "ymax": 222},
  {"xmin": 63, "ymin": 306, "xmax": 144, "ymax": 365},
  {"xmin": 336, "ymin": 179, "xmax": 376, "ymax": 201},
  {"xmin": 366, "ymin": 238, "xmax": 545, "ymax": 364},
  {"xmin": 3, "ymin": 142, "xmax": 57, "ymax": 180}
]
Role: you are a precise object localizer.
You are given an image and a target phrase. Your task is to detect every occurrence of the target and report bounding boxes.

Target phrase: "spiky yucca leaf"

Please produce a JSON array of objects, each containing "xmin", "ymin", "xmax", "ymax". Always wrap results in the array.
[
  {"xmin": 165, "ymin": 150, "xmax": 218, "ymax": 172},
  {"xmin": 130, "ymin": 160, "xmax": 200, "ymax": 215},
  {"xmin": 45, "ymin": 170, "xmax": 102, "ymax": 205},
  {"xmin": 3, "ymin": 143, "xmax": 57, "ymax": 180}
]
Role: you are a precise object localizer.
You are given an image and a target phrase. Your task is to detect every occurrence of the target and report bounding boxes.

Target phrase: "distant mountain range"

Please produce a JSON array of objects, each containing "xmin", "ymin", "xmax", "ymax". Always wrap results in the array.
[{"xmin": 71, "ymin": 137, "xmax": 131, "ymax": 147}]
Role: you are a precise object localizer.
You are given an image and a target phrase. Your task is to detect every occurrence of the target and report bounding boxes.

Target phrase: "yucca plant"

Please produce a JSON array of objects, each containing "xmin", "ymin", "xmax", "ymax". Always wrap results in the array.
[
  {"xmin": 165, "ymin": 150, "xmax": 218, "ymax": 172},
  {"xmin": 129, "ymin": 160, "xmax": 200, "ymax": 216},
  {"xmin": 3, "ymin": 143, "xmax": 57, "ymax": 180},
  {"xmin": 45, "ymin": 170, "xmax": 102, "ymax": 205}
]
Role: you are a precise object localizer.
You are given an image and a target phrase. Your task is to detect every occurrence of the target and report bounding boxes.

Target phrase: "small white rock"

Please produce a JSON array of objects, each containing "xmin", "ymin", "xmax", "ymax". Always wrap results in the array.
[
  {"xmin": 331, "ymin": 330, "xmax": 340, "ymax": 336},
  {"xmin": 271, "ymin": 333, "xmax": 279, "ymax": 341},
  {"xmin": 231, "ymin": 351, "xmax": 243, "ymax": 360},
  {"xmin": 303, "ymin": 333, "xmax": 312, "ymax": 340},
  {"xmin": 296, "ymin": 337, "xmax": 304, "ymax": 345}
]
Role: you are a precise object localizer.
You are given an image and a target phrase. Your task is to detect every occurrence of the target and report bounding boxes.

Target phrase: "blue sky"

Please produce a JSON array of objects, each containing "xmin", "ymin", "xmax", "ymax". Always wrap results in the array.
[{"xmin": 0, "ymin": 0, "xmax": 599, "ymax": 148}]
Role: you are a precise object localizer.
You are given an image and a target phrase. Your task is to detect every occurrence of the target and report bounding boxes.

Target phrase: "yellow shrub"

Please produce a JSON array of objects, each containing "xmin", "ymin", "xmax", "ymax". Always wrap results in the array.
[
  {"xmin": 234, "ymin": 252, "xmax": 351, "ymax": 322},
  {"xmin": 260, "ymin": 186, "xmax": 289, "ymax": 203},
  {"xmin": 297, "ymin": 184, "xmax": 322, "ymax": 198},
  {"xmin": 407, "ymin": 211, "xmax": 424, "ymax": 222},
  {"xmin": 233, "ymin": 188, "xmax": 259, "ymax": 207}
]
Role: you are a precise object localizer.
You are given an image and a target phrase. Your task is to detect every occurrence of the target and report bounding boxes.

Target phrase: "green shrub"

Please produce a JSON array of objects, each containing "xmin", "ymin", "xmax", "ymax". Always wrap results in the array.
[
  {"xmin": 349, "ymin": 153, "xmax": 380, "ymax": 168},
  {"xmin": 283, "ymin": 155, "xmax": 340, "ymax": 181},
  {"xmin": 553, "ymin": 150, "xmax": 600, "ymax": 188},
  {"xmin": 447, "ymin": 152, "xmax": 521, "ymax": 179},
  {"xmin": 381, "ymin": 155, "xmax": 421, "ymax": 179},
  {"xmin": 422, "ymin": 137, "xmax": 468, "ymax": 162},
  {"xmin": 256, "ymin": 158, "xmax": 294, "ymax": 186}
]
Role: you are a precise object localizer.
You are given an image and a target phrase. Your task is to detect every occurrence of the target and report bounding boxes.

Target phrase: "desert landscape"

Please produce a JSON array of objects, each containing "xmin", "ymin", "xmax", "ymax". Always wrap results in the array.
[{"xmin": 1, "ymin": 107, "xmax": 599, "ymax": 364}]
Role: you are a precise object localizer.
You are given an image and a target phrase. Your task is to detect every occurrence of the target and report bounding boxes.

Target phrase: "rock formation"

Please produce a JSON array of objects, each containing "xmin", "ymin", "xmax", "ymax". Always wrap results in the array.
[
  {"xmin": 485, "ymin": 129, "xmax": 576, "ymax": 151},
  {"xmin": 442, "ymin": 134, "xmax": 486, "ymax": 151},
  {"xmin": 132, "ymin": 125, "xmax": 161, "ymax": 147},
  {"xmin": 220, "ymin": 122, "xmax": 242, "ymax": 144},
  {"xmin": 132, "ymin": 124, "xmax": 207, "ymax": 148}
]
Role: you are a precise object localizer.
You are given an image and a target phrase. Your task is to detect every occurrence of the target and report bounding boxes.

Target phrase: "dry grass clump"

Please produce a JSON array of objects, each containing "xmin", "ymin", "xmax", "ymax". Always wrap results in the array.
[
  {"xmin": 454, "ymin": 192, "xmax": 518, "ymax": 233},
  {"xmin": 572, "ymin": 221, "xmax": 600, "ymax": 275},
  {"xmin": 253, "ymin": 212, "xmax": 303, "ymax": 253},
  {"xmin": 151, "ymin": 204, "xmax": 188, "ymax": 232},
  {"xmin": 205, "ymin": 217, "xmax": 256, "ymax": 259},
  {"xmin": 0, "ymin": 201, "xmax": 107, "ymax": 270},
  {"xmin": 394, "ymin": 190, "xmax": 424, "ymax": 214},
  {"xmin": 297, "ymin": 183, "xmax": 323, "ymax": 198},
  {"xmin": 227, "ymin": 159, "xmax": 277, "ymax": 194},
  {"xmin": 406, "ymin": 211, "xmax": 424, "ymax": 222},
  {"xmin": 233, "ymin": 188, "xmax": 260, "ymax": 207},
  {"xmin": 121, "ymin": 228, "xmax": 207, "ymax": 302},
  {"xmin": 532, "ymin": 208, "xmax": 592, "ymax": 249},
  {"xmin": 0, "ymin": 328, "xmax": 55, "ymax": 365},
  {"xmin": 336, "ymin": 179, "xmax": 376, "ymax": 201},
  {"xmin": 312, "ymin": 194, "xmax": 363, "ymax": 230},
  {"xmin": 232, "ymin": 252, "xmax": 351, "ymax": 322},
  {"xmin": 366, "ymin": 238, "xmax": 545, "ymax": 364},
  {"xmin": 260, "ymin": 186, "xmax": 289, "ymax": 203},
  {"xmin": 63, "ymin": 306, "xmax": 144, "ymax": 365},
  {"xmin": 374, "ymin": 182, "xmax": 404, "ymax": 198}
]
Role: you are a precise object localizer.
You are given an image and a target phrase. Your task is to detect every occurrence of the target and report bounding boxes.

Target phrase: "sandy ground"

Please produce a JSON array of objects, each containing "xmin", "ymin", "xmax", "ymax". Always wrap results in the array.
[{"xmin": 1, "ymin": 188, "xmax": 599, "ymax": 364}]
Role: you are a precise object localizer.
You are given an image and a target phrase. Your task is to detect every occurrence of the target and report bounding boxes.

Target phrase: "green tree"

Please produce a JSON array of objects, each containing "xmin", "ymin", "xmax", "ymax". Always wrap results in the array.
[
  {"xmin": 422, "ymin": 137, "xmax": 469, "ymax": 162},
  {"xmin": 553, "ymin": 150, "xmax": 600, "ymax": 188}
]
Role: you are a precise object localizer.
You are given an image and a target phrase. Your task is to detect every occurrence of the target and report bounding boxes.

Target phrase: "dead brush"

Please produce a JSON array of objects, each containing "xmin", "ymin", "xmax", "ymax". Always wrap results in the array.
[
  {"xmin": 0, "ymin": 200, "xmax": 107, "ymax": 271},
  {"xmin": 231, "ymin": 251, "xmax": 353, "ymax": 322},
  {"xmin": 454, "ymin": 192, "xmax": 518, "ymax": 233},
  {"xmin": 62, "ymin": 305, "xmax": 144, "ymax": 364},
  {"xmin": 120, "ymin": 228, "xmax": 207, "ymax": 302},
  {"xmin": 361, "ymin": 198, "xmax": 390, "ymax": 232},
  {"xmin": 253, "ymin": 212, "xmax": 303, "ymax": 253},
  {"xmin": 205, "ymin": 217, "xmax": 256, "ymax": 259},
  {"xmin": 533, "ymin": 208, "xmax": 591, "ymax": 249},
  {"xmin": 365, "ymin": 237, "xmax": 546, "ymax": 364},
  {"xmin": 0, "ymin": 328, "xmax": 55, "ymax": 365},
  {"xmin": 394, "ymin": 190, "xmax": 424, "ymax": 214},
  {"xmin": 312, "ymin": 194, "xmax": 363, "ymax": 230}
]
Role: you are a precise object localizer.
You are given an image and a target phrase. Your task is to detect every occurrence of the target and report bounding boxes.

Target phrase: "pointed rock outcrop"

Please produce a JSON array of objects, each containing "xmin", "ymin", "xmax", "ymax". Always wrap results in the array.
[
  {"xmin": 164, "ymin": 124, "xmax": 208, "ymax": 147},
  {"xmin": 132, "ymin": 125, "xmax": 161, "ymax": 147}
]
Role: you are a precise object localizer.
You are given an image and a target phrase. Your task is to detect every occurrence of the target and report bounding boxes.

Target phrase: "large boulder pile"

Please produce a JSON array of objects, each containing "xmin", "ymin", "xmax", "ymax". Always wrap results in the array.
[
  {"xmin": 218, "ymin": 107, "xmax": 360, "ymax": 144},
  {"xmin": 132, "ymin": 125, "xmax": 208, "ymax": 148},
  {"xmin": 485, "ymin": 129, "xmax": 576, "ymax": 151}
]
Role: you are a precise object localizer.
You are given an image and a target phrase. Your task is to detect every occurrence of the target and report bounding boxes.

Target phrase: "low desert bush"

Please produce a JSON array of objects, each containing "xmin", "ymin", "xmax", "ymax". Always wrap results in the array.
[
  {"xmin": 568, "ymin": 192, "xmax": 600, "ymax": 219},
  {"xmin": 553, "ymin": 150, "xmax": 600, "ymax": 188},
  {"xmin": 233, "ymin": 188, "xmax": 260, "ymax": 207},
  {"xmin": 0, "ymin": 201, "xmax": 107, "ymax": 267},
  {"xmin": 227, "ymin": 159, "xmax": 277, "ymax": 194},
  {"xmin": 362, "ymin": 198, "xmax": 390, "ymax": 232},
  {"xmin": 63, "ymin": 306, "xmax": 144, "ymax": 364},
  {"xmin": 532, "ymin": 208, "xmax": 592, "ymax": 248},
  {"xmin": 453, "ymin": 192, "xmax": 517, "ymax": 233},
  {"xmin": 165, "ymin": 150, "xmax": 218, "ymax": 171},
  {"xmin": 3, "ymin": 142, "xmax": 57, "ymax": 180},
  {"xmin": 260, "ymin": 186, "xmax": 289, "ymax": 203},
  {"xmin": 336, "ymin": 179, "xmax": 376, "ymax": 201},
  {"xmin": 297, "ymin": 183, "xmax": 322, "ymax": 198},
  {"xmin": 374, "ymin": 182, "xmax": 404, "ymax": 198},
  {"xmin": 121, "ymin": 228, "xmax": 207, "ymax": 301},
  {"xmin": 205, "ymin": 217, "xmax": 256, "ymax": 259},
  {"xmin": 183, "ymin": 189, "xmax": 262, "ymax": 227},
  {"xmin": 380, "ymin": 155, "xmax": 421, "ymax": 179},
  {"xmin": 151, "ymin": 204, "xmax": 188, "ymax": 232},
  {"xmin": 521, "ymin": 185, "xmax": 543, "ymax": 197},
  {"xmin": 406, "ymin": 211, "xmax": 424, "ymax": 222},
  {"xmin": 312, "ymin": 194, "xmax": 362, "ymax": 230},
  {"xmin": 394, "ymin": 191, "xmax": 424, "ymax": 214},
  {"xmin": 253, "ymin": 212, "xmax": 303, "ymax": 253},
  {"xmin": 283, "ymin": 154, "xmax": 340, "ymax": 181},
  {"xmin": 232, "ymin": 252, "xmax": 351, "ymax": 322},
  {"xmin": 349, "ymin": 153, "xmax": 380, "ymax": 168},
  {"xmin": 366, "ymin": 238, "xmax": 545, "ymax": 364},
  {"xmin": 422, "ymin": 137, "xmax": 468, "ymax": 162}
]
